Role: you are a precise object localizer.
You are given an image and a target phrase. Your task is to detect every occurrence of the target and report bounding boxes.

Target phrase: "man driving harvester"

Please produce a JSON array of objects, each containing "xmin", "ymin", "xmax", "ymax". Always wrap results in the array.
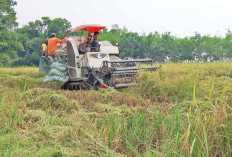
[
  {"xmin": 47, "ymin": 33, "xmax": 69, "ymax": 63},
  {"xmin": 90, "ymin": 31, "xmax": 99, "ymax": 52}
]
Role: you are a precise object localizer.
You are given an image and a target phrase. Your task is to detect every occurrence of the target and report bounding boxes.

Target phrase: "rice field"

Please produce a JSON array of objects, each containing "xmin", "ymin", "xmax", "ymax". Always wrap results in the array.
[{"xmin": 0, "ymin": 62, "xmax": 231, "ymax": 157}]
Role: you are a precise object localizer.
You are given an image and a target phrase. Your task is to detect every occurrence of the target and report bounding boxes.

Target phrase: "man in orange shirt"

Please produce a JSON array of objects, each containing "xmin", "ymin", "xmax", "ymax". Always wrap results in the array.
[{"xmin": 48, "ymin": 33, "xmax": 68, "ymax": 55}]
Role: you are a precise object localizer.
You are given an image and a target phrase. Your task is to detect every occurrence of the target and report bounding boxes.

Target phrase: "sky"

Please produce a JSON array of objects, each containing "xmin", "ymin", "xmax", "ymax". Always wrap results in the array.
[{"xmin": 14, "ymin": 0, "xmax": 232, "ymax": 37}]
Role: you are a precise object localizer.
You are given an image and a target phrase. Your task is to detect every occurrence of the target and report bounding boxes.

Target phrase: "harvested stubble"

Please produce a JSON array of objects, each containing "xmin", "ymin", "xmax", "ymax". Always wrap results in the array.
[{"xmin": 0, "ymin": 62, "xmax": 231, "ymax": 157}]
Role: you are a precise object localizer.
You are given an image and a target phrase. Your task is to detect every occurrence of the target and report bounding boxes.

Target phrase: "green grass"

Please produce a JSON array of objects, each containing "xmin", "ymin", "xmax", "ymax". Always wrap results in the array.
[{"xmin": 0, "ymin": 62, "xmax": 231, "ymax": 156}]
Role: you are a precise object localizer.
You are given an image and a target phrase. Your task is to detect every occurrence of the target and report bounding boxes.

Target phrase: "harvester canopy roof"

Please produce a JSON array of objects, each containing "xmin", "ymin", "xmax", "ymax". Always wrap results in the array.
[{"xmin": 71, "ymin": 24, "xmax": 106, "ymax": 33}]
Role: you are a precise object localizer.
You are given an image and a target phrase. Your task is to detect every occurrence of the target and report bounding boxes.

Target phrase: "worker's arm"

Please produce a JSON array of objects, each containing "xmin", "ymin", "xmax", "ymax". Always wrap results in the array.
[{"xmin": 55, "ymin": 37, "xmax": 67, "ymax": 43}]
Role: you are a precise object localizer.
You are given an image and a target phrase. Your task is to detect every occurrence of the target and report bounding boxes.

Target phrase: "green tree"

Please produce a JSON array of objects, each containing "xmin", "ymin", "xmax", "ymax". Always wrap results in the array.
[
  {"xmin": 0, "ymin": 0, "xmax": 18, "ymax": 29},
  {"xmin": 47, "ymin": 18, "xmax": 71, "ymax": 38},
  {"xmin": 0, "ymin": 0, "xmax": 24, "ymax": 67}
]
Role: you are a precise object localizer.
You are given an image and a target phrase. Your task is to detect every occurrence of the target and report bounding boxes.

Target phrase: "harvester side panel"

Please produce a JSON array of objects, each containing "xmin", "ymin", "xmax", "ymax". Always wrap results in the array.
[{"xmin": 67, "ymin": 38, "xmax": 82, "ymax": 81}]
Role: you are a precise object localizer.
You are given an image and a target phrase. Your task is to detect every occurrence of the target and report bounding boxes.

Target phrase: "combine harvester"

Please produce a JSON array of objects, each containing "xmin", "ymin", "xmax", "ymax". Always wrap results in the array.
[{"xmin": 41, "ymin": 24, "xmax": 161, "ymax": 90}]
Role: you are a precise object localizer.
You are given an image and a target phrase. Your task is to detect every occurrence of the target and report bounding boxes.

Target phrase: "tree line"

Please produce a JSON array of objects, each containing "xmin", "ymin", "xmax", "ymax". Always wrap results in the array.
[{"xmin": 1, "ymin": 0, "xmax": 232, "ymax": 67}]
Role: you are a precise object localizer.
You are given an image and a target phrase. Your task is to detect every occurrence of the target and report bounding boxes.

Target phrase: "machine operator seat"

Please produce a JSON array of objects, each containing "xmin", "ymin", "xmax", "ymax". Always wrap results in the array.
[{"xmin": 69, "ymin": 36, "xmax": 87, "ymax": 54}]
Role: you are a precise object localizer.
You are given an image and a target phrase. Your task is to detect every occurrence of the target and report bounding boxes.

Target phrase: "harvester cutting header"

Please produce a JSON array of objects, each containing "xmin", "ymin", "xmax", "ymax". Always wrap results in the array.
[{"xmin": 39, "ymin": 24, "xmax": 161, "ymax": 90}]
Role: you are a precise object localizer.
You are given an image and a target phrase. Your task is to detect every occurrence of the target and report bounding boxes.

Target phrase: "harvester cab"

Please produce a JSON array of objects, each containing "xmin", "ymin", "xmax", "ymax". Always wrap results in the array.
[{"xmin": 46, "ymin": 24, "xmax": 161, "ymax": 90}]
